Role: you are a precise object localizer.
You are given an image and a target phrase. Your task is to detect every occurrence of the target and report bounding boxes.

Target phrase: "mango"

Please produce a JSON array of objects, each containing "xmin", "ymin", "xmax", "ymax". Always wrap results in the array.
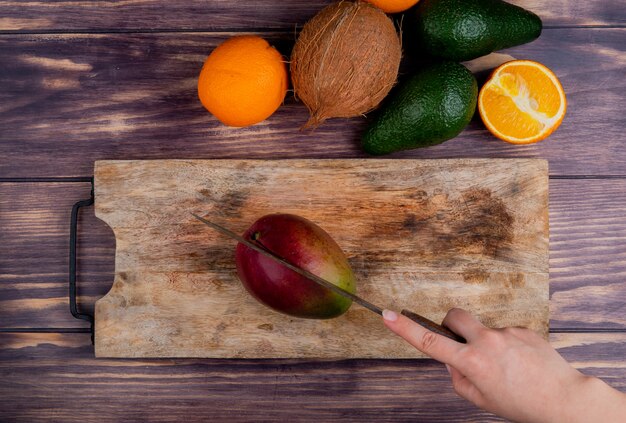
[{"xmin": 235, "ymin": 214, "xmax": 355, "ymax": 319}]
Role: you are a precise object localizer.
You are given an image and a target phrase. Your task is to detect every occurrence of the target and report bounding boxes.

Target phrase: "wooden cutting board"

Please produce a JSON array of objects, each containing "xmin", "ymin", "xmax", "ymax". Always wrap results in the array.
[{"xmin": 93, "ymin": 159, "xmax": 549, "ymax": 358}]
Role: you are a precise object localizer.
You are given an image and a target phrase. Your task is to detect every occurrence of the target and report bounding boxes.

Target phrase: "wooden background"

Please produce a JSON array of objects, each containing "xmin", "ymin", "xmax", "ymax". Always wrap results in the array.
[{"xmin": 0, "ymin": 0, "xmax": 624, "ymax": 421}]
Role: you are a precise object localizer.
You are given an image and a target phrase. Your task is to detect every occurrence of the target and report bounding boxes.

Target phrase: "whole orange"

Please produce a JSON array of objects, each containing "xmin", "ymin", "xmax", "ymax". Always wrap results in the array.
[
  {"xmin": 198, "ymin": 35, "xmax": 288, "ymax": 127},
  {"xmin": 366, "ymin": 0, "xmax": 420, "ymax": 13}
]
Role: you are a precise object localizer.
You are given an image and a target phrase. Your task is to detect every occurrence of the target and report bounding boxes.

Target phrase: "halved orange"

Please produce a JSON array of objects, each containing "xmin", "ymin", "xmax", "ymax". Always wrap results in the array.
[{"xmin": 478, "ymin": 60, "xmax": 567, "ymax": 144}]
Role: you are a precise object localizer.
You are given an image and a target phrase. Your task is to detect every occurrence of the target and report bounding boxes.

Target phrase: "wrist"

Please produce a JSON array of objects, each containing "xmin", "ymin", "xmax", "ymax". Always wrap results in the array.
[
  {"xmin": 559, "ymin": 374, "xmax": 623, "ymax": 423},
  {"xmin": 550, "ymin": 371, "xmax": 586, "ymax": 422}
]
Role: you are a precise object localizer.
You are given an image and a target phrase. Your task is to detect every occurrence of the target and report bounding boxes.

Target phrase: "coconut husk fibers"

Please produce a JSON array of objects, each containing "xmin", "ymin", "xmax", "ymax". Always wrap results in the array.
[{"xmin": 291, "ymin": 1, "xmax": 402, "ymax": 129}]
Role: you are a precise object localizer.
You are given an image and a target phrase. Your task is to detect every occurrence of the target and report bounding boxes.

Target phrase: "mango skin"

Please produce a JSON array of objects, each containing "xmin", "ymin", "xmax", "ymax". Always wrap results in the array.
[{"xmin": 235, "ymin": 214, "xmax": 355, "ymax": 319}]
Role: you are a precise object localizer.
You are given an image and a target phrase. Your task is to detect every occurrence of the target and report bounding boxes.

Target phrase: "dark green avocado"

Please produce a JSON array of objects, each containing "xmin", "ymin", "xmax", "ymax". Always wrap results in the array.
[
  {"xmin": 362, "ymin": 61, "xmax": 477, "ymax": 155},
  {"xmin": 413, "ymin": 0, "xmax": 542, "ymax": 61}
]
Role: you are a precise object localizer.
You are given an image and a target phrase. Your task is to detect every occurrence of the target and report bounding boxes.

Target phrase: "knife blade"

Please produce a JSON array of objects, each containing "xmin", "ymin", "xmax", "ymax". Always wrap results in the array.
[{"xmin": 191, "ymin": 213, "xmax": 465, "ymax": 343}]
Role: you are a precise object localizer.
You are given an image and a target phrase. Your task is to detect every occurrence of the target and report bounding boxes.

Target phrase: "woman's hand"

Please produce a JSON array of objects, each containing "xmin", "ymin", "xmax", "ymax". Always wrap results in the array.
[{"xmin": 382, "ymin": 308, "xmax": 626, "ymax": 423}]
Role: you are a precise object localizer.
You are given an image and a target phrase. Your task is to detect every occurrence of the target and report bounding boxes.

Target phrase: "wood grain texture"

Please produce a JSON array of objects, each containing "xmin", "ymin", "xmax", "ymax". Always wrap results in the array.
[
  {"xmin": 0, "ymin": 332, "xmax": 624, "ymax": 422},
  {"xmin": 0, "ymin": 29, "xmax": 625, "ymax": 178},
  {"xmin": 549, "ymin": 179, "xmax": 626, "ymax": 329},
  {"xmin": 0, "ymin": 0, "xmax": 624, "ymax": 419},
  {"xmin": 1, "ymin": 179, "xmax": 624, "ymax": 331},
  {"xmin": 0, "ymin": 182, "xmax": 114, "ymax": 328},
  {"xmin": 0, "ymin": 0, "xmax": 623, "ymax": 32},
  {"xmin": 92, "ymin": 159, "xmax": 549, "ymax": 358}
]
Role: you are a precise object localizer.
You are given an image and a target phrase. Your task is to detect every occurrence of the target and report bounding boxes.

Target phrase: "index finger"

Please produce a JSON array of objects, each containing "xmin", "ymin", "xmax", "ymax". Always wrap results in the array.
[{"xmin": 383, "ymin": 309, "xmax": 463, "ymax": 366}]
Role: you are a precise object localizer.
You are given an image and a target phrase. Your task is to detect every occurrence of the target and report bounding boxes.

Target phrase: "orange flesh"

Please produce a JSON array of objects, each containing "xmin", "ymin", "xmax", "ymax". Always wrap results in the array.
[{"xmin": 479, "ymin": 61, "xmax": 566, "ymax": 143}]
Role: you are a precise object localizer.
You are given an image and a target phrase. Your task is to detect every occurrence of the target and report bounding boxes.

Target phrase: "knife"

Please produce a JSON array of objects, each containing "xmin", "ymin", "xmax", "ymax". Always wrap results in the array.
[{"xmin": 191, "ymin": 213, "xmax": 465, "ymax": 343}]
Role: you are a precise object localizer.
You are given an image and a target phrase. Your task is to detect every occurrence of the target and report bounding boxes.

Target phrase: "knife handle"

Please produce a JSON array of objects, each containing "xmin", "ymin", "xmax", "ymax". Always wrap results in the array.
[{"xmin": 401, "ymin": 309, "xmax": 467, "ymax": 344}]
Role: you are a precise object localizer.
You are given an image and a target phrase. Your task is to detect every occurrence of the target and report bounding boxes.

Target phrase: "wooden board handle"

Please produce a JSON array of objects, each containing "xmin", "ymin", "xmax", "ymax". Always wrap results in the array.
[
  {"xmin": 401, "ymin": 310, "xmax": 466, "ymax": 344},
  {"xmin": 69, "ymin": 191, "xmax": 95, "ymax": 345}
]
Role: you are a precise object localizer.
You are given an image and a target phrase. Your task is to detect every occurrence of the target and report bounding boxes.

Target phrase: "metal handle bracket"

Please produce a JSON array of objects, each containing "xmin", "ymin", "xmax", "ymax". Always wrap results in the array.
[{"xmin": 69, "ymin": 178, "xmax": 95, "ymax": 344}]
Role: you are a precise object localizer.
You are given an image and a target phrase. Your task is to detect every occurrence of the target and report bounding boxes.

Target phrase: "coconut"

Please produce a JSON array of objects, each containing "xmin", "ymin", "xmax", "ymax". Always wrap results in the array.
[{"xmin": 291, "ymin": 1, "xmax": 402, "ymax": 129}]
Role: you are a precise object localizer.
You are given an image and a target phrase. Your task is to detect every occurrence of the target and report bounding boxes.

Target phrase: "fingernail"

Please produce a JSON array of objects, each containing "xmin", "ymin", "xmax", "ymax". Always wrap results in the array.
[
  {"xmin": 445, "ymin": 364, "xmax": 452, "ymax": 375},
  {"xmin": 382, "ymin": 309, "xmax": 398, "ymax": 322}
]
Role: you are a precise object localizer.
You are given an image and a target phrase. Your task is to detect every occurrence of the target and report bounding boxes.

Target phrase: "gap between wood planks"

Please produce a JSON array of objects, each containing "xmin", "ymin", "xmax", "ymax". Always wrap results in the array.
[{"xmin": 0, "ymin": 25, "xmax": 624, "ymax": 35}]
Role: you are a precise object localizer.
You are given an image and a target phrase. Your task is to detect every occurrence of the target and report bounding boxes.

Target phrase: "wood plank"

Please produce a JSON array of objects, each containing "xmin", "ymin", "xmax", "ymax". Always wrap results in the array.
[
  {"xmin": 549, "ymin": 179, "xmax": 626, "ymax": 329},
  {"xmin": 0, "ymin": 182, "xmax": 114, "ymax": 328},
  {"xmin": 93, "ymin": 159, "xmax": 549, "ymax": 358},
  {"xmin": 1, "ymin": 179, "xmax": 624, "ymax": 331},
  {"xmin": 0, "ymin": 0, "xmax": 623, "ymax": 32},
  {"xmin": 0, "ymin": 332, "xmax": 624, "ymax": 422},
  {"xmin": 0, "ymin": 28, "xmax": 624, "ymax": 178}
]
